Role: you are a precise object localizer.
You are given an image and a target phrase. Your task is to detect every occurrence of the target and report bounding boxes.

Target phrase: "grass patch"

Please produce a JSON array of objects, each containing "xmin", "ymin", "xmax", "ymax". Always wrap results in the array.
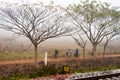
[{"xmin": 0, "ymin": 49, "xmax": 68, "ymax": 61}]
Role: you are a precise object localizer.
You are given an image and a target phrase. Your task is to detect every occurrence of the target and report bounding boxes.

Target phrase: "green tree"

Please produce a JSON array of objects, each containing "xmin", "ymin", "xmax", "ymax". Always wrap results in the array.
[
  {"xmin": 66, "ymin": 0, "xmax": 120, "ymax": 56},
  {"xmin": 71, "ymin": 30, "xmax": 87, "ymax": 59},
  {"xmin": 103, "ymin": 28, "xmax": 120, "ymax": 58}
]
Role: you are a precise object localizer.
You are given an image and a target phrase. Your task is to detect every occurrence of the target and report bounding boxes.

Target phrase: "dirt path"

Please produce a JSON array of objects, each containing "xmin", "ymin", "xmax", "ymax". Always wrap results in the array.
[
  {"xmin": 0, "ymin": 58, "xmax": 71, "ymax": 65},
  {"xmin": 0, "ymin": 54, "xmax": 120, "ymax": 65}
]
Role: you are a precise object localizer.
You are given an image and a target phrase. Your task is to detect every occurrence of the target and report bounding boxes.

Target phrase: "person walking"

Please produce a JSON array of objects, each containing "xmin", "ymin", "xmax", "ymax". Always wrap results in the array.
[
  {"xmin": 74, "ymin": 48, "xmax": 79, "ymax": 57},
  {"xmin": 66, "ymin": 49, "xmax": 71, "ymax": 57},
  {"xmin": 54, "ymin": 49, "xmax": 59, "ymax": 58}
]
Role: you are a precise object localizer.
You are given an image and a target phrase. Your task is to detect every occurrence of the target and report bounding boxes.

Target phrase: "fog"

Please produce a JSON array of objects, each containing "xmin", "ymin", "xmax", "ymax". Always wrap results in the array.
[
  {"xmin": 0, "ymin": 0, "xmax": 120, "ymax": 52},
  {"xmin": 0, "ymin": 29, "xmax": 78, "ymax": 50}
]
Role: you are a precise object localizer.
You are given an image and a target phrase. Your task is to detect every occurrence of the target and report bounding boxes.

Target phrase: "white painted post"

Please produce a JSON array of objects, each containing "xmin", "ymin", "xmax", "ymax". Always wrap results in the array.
[{"xmin": 44, "ymin": 52, "xmax": 47, "ymax": 66}]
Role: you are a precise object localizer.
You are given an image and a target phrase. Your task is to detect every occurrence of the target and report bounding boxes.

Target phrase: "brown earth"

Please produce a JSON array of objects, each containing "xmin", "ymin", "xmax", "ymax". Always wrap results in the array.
[{"xmin": 0, "ymin": 54, "xmax": 120, "ymax": 65}]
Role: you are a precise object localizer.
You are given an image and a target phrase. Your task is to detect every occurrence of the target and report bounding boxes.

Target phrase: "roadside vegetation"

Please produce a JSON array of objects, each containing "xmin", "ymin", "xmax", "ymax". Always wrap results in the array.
[{"xmin": 1, "ymin": 56, "xmax": 120, "ymax": 79}]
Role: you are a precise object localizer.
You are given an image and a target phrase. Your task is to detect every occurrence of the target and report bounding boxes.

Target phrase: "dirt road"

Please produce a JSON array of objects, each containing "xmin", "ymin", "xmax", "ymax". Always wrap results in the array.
[
  {"xmin": 0, "ymin": 58, "xmax": 73, "ymax": 65},
  {"xmin": 0, "ymin": 54, "xmax": 120, "ymax": 65}
]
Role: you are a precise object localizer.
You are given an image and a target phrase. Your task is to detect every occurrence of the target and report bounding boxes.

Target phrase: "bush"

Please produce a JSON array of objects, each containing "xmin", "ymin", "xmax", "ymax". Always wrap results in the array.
[
  {"xmin": 1, "ymin": 73, "xmax": 29, "ymax": 80},
  {"xmin": 29, "ymin": 64, "xmax": 60, "ymax": 78},
  {"xmin": 0, "ymin": 64, "xmax": 60, "ymax": 79}
]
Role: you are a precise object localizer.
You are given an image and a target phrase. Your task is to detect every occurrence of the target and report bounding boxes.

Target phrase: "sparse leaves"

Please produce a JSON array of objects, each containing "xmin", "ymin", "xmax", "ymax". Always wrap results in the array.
[
  {"xmin": 0, "ymin": 4, "xmax": 72, "ymax": 65},
  {"xmin": 67, "ymin": 0, "xmax": 120, "ymax": 56}
]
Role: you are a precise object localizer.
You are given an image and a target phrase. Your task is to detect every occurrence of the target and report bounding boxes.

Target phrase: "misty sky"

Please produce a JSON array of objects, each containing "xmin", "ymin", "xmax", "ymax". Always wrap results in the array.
[{"xmin": 0, "ymin": 0, "xmax": 119, "ymax": 7}]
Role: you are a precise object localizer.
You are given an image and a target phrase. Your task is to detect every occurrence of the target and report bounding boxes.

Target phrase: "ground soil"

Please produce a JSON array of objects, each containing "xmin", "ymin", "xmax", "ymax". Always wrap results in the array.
[{"xmin": 0, "ymin": 54, "xmax": 120, "ymax": 65}]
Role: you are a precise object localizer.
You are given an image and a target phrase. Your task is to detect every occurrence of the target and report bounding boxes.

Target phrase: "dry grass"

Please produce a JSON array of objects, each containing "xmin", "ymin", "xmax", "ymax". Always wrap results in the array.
[{"xmin": 1, "ymin": 55, "xmax": 120, "ymax": 78}]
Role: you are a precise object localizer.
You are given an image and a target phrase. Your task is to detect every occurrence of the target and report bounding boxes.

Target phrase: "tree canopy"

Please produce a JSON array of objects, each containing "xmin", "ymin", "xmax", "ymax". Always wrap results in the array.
[
  {"xmin": 0, "ymin": 4, "xmax": 72, "ymax": 66},
  {"xmin": 66, "ymin": 0, "xmax": 120, "ymax": 56}
]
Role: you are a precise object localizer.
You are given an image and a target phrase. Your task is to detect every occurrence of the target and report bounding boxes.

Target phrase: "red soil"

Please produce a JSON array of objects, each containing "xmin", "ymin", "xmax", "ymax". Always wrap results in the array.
[{"xmin": 0, "ymin": 54, "xmax": 120, "ymax": 65}]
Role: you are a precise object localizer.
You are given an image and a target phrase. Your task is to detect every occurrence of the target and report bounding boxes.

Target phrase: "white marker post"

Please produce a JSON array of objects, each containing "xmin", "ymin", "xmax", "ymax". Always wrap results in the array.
[{"xmin": 44, "ymin": 52, "xmax": 48, "ymax": 66}]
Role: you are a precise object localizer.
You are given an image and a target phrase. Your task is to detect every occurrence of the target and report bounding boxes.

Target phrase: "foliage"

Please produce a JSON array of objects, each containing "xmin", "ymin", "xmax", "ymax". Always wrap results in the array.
[
  {"xmin": 0, "ymin": 64, "xmax": 61, "ymax": 79},
  {"xmin": 29, "ymin": 64, "xmax": 60, "ymax": 78},
  {"xmin": 66, "ymin": 0, "xmax": 120, "ymax": 56},
  {"xmin": 1, "ymin": 73, "xmax": 29, "ymax": 80}
]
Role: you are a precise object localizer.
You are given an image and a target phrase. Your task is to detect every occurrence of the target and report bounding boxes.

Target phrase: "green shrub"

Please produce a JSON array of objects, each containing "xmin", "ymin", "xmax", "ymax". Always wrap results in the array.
[
  {"xmin": 29, "ymin": 64, "xmax": 60, "ymax": 78},
  {"xmin": 1, "ymin": 73, "xmax": 29, "ymax": 80}
]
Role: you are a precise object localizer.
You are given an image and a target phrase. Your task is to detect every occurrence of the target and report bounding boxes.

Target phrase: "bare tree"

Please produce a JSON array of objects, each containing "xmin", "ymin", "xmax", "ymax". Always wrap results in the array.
[
  {"xmin": 103, "ymin": 31, "xmax": 120, "ymax": 58},
  {"xmin": 66, "ymin": 0, "xmax": 120, "ymax": 56},
  {"xmin": 71, "ymin": 31, "xmax": 87, "ymax": 59},
  {"xmin": 0, "ymin": 4, "xmax": 72, "ymax": 66},
  {"xmin": 0, "ymin": 38, "xmax": 2, "ymax": 52}
]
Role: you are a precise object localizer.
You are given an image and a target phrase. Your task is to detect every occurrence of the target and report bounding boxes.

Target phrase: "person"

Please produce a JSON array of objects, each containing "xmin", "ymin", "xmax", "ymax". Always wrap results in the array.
[
  {"xmin": 54, "ymin": 49, "xmax": 59, "ymax": 58},
  {"xmin": 66, "ymin": 49, "xmax": 71, "ymax": 57},
  {"xmin": 74, "ymin": 48, "xmax": 79, "ymax": 57}
]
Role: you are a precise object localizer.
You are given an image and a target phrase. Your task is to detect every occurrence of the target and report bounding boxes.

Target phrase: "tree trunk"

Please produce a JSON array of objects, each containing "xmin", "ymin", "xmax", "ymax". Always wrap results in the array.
[
  {"xmin": 103, "ymin": 46, "xmax": 106, "ymax": 58},
  {"xmin": 83, "ymin": 47, "xmax": 85, "ymax": 59},
  {"xmin": 92, "ymin": 44, "xmax": 97, "ymax": 57},
  {"xmin": 34, "ymin": 45, "xmax": 38, "ymax": 67},
  {"xmin": 103, "ymin": 42, "xmax": 108, "ymax": 58}
]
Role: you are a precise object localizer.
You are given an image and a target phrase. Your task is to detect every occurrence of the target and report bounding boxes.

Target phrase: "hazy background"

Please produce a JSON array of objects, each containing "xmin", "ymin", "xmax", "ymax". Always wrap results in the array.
[{"xmin": 0, "ymin": 0, "xmax": 120, "ymax": 51}]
